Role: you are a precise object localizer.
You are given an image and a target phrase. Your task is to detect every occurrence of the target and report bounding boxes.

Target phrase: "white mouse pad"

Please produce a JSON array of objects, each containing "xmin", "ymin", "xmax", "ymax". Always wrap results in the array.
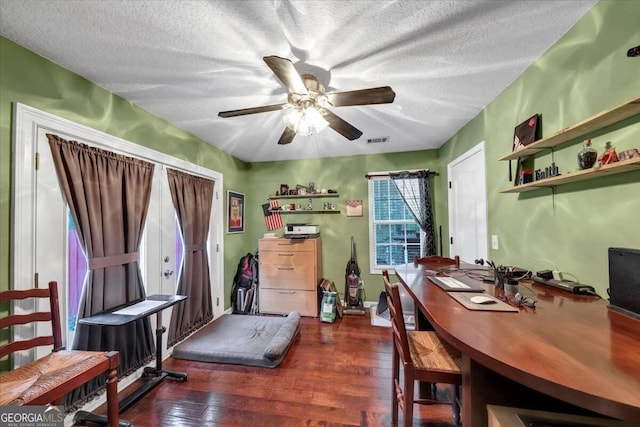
[{"xmin": 448, "ymin": 292, "xmax": 519, "ymax": 312}]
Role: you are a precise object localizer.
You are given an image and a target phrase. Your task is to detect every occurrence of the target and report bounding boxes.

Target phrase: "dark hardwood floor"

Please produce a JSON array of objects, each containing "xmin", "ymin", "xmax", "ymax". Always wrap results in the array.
[{"xmin": 88, "ymin": 310, "xmax": 457, "ymax": 426}]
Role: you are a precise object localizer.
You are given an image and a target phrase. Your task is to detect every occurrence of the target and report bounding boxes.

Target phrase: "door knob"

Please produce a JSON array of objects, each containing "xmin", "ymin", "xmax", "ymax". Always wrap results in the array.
[{"xmin": 163, "ymin": 269, "xmax": 174, "ymax": 279}]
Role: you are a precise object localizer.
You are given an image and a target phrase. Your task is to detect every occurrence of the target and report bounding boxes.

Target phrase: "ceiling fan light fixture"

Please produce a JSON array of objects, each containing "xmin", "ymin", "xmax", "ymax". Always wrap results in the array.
[{"xmin": 283, "ymin": 106, "xmax": 329, "ymax": 136}]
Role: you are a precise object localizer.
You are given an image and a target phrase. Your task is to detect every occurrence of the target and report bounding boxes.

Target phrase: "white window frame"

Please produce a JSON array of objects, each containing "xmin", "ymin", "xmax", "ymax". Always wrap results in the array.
[{"xmin": 368, "ymin": 174, "xmax": 423, "ymax": 274}]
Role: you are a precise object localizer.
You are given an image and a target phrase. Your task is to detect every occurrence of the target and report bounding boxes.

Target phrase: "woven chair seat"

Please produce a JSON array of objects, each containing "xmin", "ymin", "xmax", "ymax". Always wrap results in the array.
[
  {"xmin": 383, "ymin": 269, "xmax": 462, "ymax": 426},
  {"xmin": 0, "ymin": 350, "xmax": 112, "ymax": 405},
  {"xmin": 407, "ymin": 331, "xmax": 462, "ymax": 374}
]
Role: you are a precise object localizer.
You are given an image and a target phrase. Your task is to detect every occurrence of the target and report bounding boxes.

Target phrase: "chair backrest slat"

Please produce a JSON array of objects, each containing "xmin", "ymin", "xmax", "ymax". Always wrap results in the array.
[
  {"xmin": 0, "ymin": 337, "xmax": 56, "ymax": 357},
  {"xmin": 0, "ymin": 281, "xmax": 64, "ymax": 360},
  {"xmin": 0, "ymin": 287, "xmax": 50, "ymax": 303},
  {"xmin": 382, "ymin": 270, "xmax": 413, "ymax": 368},
  {"xmin": 413, "ymin": 255, "xmax": 460, "ymax": 268},
  {"xmin": 0, "ymin": 312, "xmax": 52, "ymax": 329}
]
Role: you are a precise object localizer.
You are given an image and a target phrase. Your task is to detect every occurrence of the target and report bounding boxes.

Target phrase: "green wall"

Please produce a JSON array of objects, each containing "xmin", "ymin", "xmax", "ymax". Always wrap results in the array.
[
  {"xmin": 0, "ymin": 37, "xmax": 253, "ymax": 313},
  {"xmin": 437, "ymin": 0, "xmax": 640, "ymax": 293},
  {"xmin": 245, "ymin": 151, "xmax": 440, "ymax": 299}
]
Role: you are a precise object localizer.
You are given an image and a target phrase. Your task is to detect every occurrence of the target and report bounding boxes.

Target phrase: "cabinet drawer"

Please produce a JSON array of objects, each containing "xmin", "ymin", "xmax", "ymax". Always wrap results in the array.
[
  {"xmin": 259, "ymin": 265, "xmax": 315, "ymax": 290},
  {"xmin": 260, "ymin": 250, "xmax": 316, "ymax": 267},
  {"xmin": 260, "ymin": 288, "xmax": 318, "ymax": 317},
  {"xmin": 259, "ymin": 238, "xmax": 317, "ymax": 252}
]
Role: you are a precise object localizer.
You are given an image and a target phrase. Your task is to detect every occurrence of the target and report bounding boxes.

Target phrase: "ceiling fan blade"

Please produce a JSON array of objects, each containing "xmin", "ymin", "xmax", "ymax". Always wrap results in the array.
[
  {"xmin": 323, "ymin": 110, "xmax": 363, "ymax": 141},
  {"xmin": 326, "ymin": 86, "xmax": 396, "ymax": 107},
  {"xmin": 278, "ymin": 127, "xmax": 297, "ymax": 145},
  {"xmin": 263, "ymin": 56, "xmax": 308, "ymax": 95},
  {"xmin": 218, "ymin": 103, "xmax": 287, "ymax": 118}
]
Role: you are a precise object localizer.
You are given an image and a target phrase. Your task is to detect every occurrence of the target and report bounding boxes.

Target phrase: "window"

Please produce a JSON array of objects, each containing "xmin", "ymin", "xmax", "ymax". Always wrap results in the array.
[{"xmin": 368, "ymin": 177, "xmax": 422, "ymax": 273}]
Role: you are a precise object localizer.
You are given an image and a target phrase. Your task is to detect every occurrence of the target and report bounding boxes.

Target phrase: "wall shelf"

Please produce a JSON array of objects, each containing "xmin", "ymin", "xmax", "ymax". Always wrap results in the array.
[
  {"xmin": 498, "ymin": 95, "xmax": 640, "ymax": 161},
  {"xmin": 499, "ymin": 157, "xmax": 640, "ymax": 193},
  {"xmin": 269, "ymin": 209, "xmax": 340, "ymax": 214},
  {"xmin": 269, "ymin": 193, "xmax": 339, "ymax": 199}
]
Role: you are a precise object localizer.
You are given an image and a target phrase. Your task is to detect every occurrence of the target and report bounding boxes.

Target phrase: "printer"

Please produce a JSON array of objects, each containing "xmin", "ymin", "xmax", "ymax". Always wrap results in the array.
[{"xmin": 285, "ymin": 223, "xmax": 320, "ymax": 239}]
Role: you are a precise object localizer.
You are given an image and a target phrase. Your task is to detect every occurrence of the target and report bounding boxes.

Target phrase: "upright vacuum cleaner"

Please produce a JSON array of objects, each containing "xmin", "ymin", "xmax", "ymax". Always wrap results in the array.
[{"xmin": 344, "ymin": 236, "xmax": 365, "ymax": 315}]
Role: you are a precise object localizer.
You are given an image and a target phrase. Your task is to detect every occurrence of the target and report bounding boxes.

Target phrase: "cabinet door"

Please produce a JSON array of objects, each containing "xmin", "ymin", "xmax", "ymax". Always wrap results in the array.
[
  {"xmin": 259, "ymin": 264, "xmax": 315, "ymax": 290},
  {"xmin": 259, "ymin": 238, "xmax": 316, "ymax": 252},
  {"xmin": 260, "ymin": 250, "xmax": 316, "ymax": 268},
  {"xmin": 260, "ymin": 289, "xmax": 318, "ymax": 316}
]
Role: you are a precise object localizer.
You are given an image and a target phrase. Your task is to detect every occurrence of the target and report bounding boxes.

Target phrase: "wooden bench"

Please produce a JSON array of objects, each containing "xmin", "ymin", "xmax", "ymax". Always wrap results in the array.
[{"xmin": 0, "ymin": 281, "xmax": 120, "ymax": 427}]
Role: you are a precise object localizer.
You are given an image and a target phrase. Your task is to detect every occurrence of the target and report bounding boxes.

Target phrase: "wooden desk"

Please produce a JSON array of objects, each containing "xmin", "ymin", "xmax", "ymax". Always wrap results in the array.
[{"xmin": 394, "ymin": 263, "xmax": 640, "ymax": 426}]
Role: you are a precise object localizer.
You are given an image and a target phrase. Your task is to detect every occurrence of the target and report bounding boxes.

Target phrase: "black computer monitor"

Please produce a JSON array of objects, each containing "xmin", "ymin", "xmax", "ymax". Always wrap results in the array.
[{"xmin": 608, "ymin": 247, "xmax": 640, "ymax": 319}]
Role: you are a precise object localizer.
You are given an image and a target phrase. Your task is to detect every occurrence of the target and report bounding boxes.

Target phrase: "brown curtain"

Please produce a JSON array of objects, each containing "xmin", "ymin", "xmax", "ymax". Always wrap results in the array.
[
  {"xmin": 47, "ymin": 134, "xmax": 155, "ymax": 407},
  {"xmin": 167, "ymin": 168, "xmax": 215, "ymax": 347}
]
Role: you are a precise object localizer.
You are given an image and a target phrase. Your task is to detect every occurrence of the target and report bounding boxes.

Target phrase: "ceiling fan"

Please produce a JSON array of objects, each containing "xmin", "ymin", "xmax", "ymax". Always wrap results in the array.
[{"xmin": 218, "ymin": 56, "xmax": 396, "ymax": 145}]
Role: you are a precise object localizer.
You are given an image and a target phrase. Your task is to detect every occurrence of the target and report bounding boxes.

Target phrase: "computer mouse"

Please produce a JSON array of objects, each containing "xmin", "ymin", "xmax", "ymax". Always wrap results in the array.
[{"xmin": 470, "ymin": 295, "xmax": 497, "ymax": 305}]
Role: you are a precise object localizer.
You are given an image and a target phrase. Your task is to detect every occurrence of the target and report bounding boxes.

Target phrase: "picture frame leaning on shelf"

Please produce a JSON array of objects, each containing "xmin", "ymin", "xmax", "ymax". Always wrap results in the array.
[{"xmin": 511, "ymin": 114, "xmax": 539, "ymax": 186}]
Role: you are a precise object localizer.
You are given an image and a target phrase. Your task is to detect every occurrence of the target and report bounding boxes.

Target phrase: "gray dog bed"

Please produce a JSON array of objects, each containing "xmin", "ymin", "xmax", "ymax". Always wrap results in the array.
[{"xmin": 172, "ymin": 311, "xmax": 301, "ymax": 368}]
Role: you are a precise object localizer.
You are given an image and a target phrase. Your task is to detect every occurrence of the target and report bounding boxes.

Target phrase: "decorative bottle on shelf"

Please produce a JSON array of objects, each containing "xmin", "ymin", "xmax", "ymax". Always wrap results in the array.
[{"xmin": 577, "ymin": 139, "xmax": 597, "ymax": 169}]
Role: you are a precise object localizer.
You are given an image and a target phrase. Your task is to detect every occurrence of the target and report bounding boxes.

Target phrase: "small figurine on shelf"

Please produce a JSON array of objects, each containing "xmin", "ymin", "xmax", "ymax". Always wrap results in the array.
[
  {"xmin": 307, "ymin": 198, "xmax": 313, "ymax": 210},
  {"xmin": 577, "ymin": 139, "xmax": 597, "ymax": 169},
  {"xmin": 597, "ymin": 143, "xmax": 619, "ymax": 168},
  {"xmin": 618, "ymin": 148, "xmax": 640, "ymax": 161}
]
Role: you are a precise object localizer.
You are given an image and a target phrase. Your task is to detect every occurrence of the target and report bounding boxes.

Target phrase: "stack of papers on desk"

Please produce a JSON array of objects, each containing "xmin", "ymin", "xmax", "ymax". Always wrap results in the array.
[
  {"xmin": 428, "ymin": 276, "xmax": 485, "ymax": 292},
  {"xmin": 113, "ymin": 300, "xmax": 167, "ymax": 316}
]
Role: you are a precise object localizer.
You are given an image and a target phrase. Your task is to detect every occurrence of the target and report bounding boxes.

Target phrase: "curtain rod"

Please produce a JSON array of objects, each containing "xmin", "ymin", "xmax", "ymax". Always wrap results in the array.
[{"xmin": 365, "ymin": 169, "xmax": 438, "ymax": 179}]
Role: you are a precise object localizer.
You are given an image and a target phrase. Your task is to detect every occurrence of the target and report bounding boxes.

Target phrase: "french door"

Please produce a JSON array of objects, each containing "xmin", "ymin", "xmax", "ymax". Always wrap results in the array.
[{"xmin": 12, "ymin": 103, "xmax": 224, "ymax": 365}]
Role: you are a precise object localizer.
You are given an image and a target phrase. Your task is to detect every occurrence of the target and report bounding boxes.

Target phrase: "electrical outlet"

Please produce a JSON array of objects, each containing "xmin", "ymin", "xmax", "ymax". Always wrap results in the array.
[{"xmin": 491, "ymin": 235, "xmax": 499, "ymax": 250}]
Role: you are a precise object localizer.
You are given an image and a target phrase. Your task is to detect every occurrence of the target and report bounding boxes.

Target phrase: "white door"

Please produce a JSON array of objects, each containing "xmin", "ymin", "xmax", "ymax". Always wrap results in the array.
[
  {"xmin": 13, "ymin": 103, "xmax": 224, "ymax": 365},
  {"xmin": 447, "ymin": 141, "xmax": 488, "ymax": 264},
  {"xmin": 146, "ymin": 165, "xmax": 180, "ymax": 296},
  {"xmin": 33, "ymin": 127, "xmax": 68, "ymax": 360}
]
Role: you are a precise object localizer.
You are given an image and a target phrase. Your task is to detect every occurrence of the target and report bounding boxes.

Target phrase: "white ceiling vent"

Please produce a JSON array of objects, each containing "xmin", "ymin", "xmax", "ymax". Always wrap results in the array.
[{"xmin": 367, "ymin": 136, "xmax": 389, "ymax": 144}]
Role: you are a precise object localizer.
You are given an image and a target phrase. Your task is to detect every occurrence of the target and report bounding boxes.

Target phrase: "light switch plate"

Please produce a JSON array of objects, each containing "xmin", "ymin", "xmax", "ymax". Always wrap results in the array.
[{"xmin": 491, "ymin": 235, "xmax": 499, "ymax": 250}]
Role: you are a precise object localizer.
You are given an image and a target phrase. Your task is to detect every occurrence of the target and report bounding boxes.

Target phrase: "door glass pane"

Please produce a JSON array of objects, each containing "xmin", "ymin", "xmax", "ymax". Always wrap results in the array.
[
  {"xmin": 174, "ymin": 219, "xmax": 183, "ymax": 290},
  {"xmin": 67, "ymin": 213, "xmax": 85, "ymax": 344}
]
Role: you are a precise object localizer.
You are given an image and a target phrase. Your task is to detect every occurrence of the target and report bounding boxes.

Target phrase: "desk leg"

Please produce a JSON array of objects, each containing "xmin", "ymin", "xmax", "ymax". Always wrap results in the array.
[
  {"xmin": 74, "ymin": 411, "xmax": 132, "ymax": 427},
  {"xmin": 141, "ymin": 309, "xmax": 189, "ymax": 381},
  {"xmin": 119, "ymin": 310, "xmax": 188, "ymax": 413}
]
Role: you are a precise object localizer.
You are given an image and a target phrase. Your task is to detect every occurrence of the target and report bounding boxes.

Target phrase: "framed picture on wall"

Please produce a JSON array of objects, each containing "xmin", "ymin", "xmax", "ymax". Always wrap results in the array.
[
  {"xmin": 511, "ymin": 114, "xmax": 539, "ymax": 185},
  {"xmin": 227, "ymin": 191, "xmax": 245, "ymax": 234}
]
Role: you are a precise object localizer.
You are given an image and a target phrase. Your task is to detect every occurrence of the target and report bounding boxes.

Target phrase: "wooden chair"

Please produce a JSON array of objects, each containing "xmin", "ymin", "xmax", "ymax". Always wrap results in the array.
[
  {"xmin": 382, "ymin": 270, "xmax": 462, "ymax": 426},
  {"xmin": 413, "ymin": 255, "xmax": 460, "ymax": 269},
  {"xmin": 0, "ymin": 281, "xmax": 120, "ymax": 427}
]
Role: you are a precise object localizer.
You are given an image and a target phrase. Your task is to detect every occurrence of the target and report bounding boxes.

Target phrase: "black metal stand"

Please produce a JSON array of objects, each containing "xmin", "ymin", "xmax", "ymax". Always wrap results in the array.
[{"xmin": 75, "ymin": 295, "xmax": 188, "ymax": 425}]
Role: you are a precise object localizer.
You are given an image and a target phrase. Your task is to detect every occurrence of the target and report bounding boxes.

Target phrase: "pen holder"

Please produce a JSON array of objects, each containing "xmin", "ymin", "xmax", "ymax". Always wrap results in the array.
[
  {"xmin": 494, "ymin": 270, "xmax": 506, "ymax": 291},
  {"xmin": 504, "ymin": 279, "xmax": 519, "ymax": 297}
]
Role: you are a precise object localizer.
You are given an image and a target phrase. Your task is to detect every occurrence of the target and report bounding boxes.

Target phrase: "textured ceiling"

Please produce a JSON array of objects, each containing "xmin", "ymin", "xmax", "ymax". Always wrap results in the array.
[{"xmin": 0, "ymin": 0, "xmax": 597, "ymax": 163}]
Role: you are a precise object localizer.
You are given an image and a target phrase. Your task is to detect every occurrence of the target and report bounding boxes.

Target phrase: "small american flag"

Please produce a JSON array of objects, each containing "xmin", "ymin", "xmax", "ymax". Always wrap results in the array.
[{"xmin": 262, "ymin": 200, "xmax": 283, "ymax": 231}]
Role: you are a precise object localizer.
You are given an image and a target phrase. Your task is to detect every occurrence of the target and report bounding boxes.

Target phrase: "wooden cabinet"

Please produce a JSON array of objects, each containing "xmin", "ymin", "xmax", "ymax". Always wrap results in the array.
[
  {"xmin": 487, "ymin": 405, "xmax": 637, "ymax": 427},
  {"xmin": 499, "ymin": 95, "xmax": 640, "ymax": 193},
  {"xmin": 259, "ymin": 238, "xmax": 322, "ymax": 317}
]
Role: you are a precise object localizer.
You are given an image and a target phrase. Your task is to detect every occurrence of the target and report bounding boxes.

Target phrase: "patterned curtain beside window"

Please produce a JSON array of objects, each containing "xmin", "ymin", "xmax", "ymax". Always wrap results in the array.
[
  {"xmin": 390, "ymin": 170, "xmax": 437, "ymax": 256},
  {"xmin": 47, "ymin": 134, "xmax": 155, "ymax": 408},
  {"xmin": 166, "ymin": 168, "xmax": 215, "ymax": 347}
]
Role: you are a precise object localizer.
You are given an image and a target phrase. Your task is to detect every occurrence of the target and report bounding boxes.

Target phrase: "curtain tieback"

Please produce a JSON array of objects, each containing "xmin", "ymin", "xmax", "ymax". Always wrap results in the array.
[
  {"xmin": 185, "ymin": 243, "xmax": 206, "ymax": 252},
  {"xmin": 88, "ymin": 251, "xmax": 138, "ymax": 270}
]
